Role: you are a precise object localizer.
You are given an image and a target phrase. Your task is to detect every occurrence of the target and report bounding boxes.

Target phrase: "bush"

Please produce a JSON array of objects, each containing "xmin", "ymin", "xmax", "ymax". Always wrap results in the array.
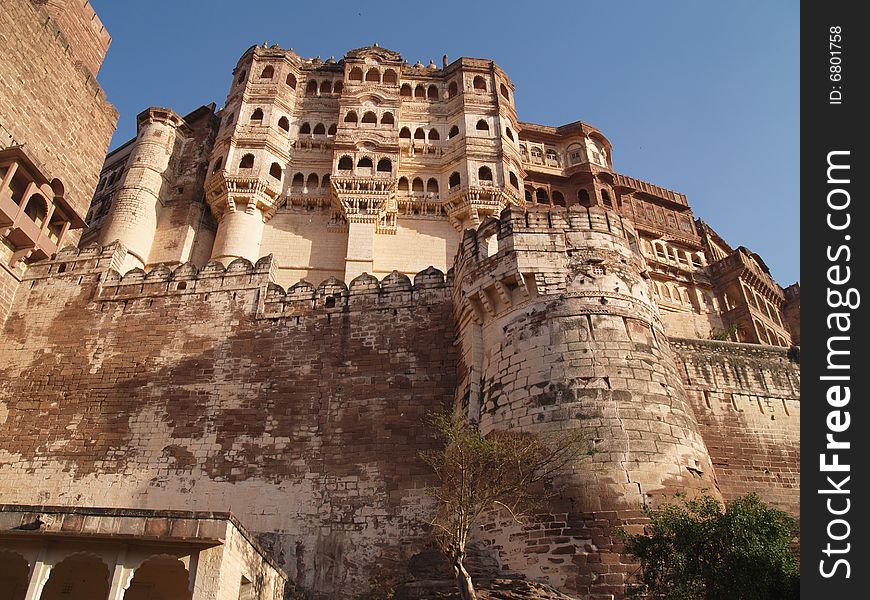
[{"xmin": 623, "ymin": 493, "xmax": 799, "ymax": 599}]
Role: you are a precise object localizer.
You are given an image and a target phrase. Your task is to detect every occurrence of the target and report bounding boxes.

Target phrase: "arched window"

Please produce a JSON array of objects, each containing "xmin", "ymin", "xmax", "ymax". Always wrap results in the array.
[
  {"xmin": 239, "ymin": 154, "xmax": 255, "ymax": 169},
  {"xmin": 383, "ymin": 69, "xmax": 397, "ymax": 84},
  {"xmin": 344, "ymin": 111, "xmax": 358, "ymax": 123},
  {"xmin": 313, "ymin": 123, "xmax": 326, "ymax": 135},
  {"xmin": 24, "ymin": 194, "xmax": 47, "ymax": 224},
  {"xmin": 398, "ymin": 177, "xmax": 409, "ymax": 191},
  {"xmin": 525, "ymin": 189, "xmax": 532, "ymax": 203},
  {"xmin": 478, "ymin": 166, "xmax": 493, "ymax": 182},
  {"xmin": 260, "ymin": 65, "xmax": 274, "ymax": 79},
  {"xmin": 250, "ymin": 108, "xmax": 264, "ymax": 123},
  {"xmin": 536, "ymin": 188, "xmax": 548, "ymax": 203},
  {"xmin": 505, "ymin": 127, "xmax": 514, "ymax": 141},
  {"xmin": 427, "ymin": 85, "xmax": 439, "ymax": 100},
  {"xmin": 473, "ymin": 75, "xmax": 486, "ymax": 91},
  {"xmin": 509, "ymin": 172, "xmax": 519, "ymax": 189},
  {"xmin": 429, "ymin": 128, "xmax": 440, "ymax": 141},
  {"xmin": 333, "ymin": 81, "xmax": 343, "ymax": 94},
  {"xmin": 327, "ymin": 123, "xmax": 337, "ymax": 135},
  {"xmin": 381, "ymin": 112, "xmax": 395, "ymax": 125},
  {"xmin": 337, "ymin": 156, "xmax": 353, "ymax": 170},
  {"xmin": 415, "ymin": 85, "xmax": 426, "ymax": 99},
  {"xmin": 552, "ymin": 191, "xmax": 565, "ymax": 206},
  {"xmin": 322, "ymin": 174, "xmax": 330, "ymax": 187},
  {"xmin": 448, "ymin": 81, "xmax": 458, "ymax": 98},
  {"xmin": 577, "ymin": 189, "xmax": 591, "ymax": 206},
  {"xmin": 546, "ymin": 149, "xmax": 558, "ymax": 163},
  {"xmin": 299, "ymin": 122, "xmax": 311, "ymax": 134},
  {"xmin": 349, "ymin": 67, "xmax": 363, "ymax": 81},
  {"xmin": 412, "ymin": 177, "xmax": 424, "ymax": 192},
  {"xmin": 427, "ymin": 178, "xmax": 439, "ymax": 193},
  {"xmin": 448, "ymin": 125, "xmax": 460, "ymax": 139},
  {"xmin": 377, "ymin": 158, "xmax": 392, "ymax": 172},
  {"xmin": 365, "ymin": 68, "xmax": 380, "ymax": 83},
  {"xmin": 475, "ymin": 119, "xmax": 489, "ymax": 132},
  {"xmin": 399, "ymin": 127, "xmax": 412, "ymax": 139},
  {"xmin": 362, "ymin": 111, "xmax": 377, "ymax": 124},
  {"xmin": 236, "ymin": 69, "xmax": 247, "ymax": 84},
  {"xmin": 320, "ymin": 80, "xmax": 332, "ymax": 94},
  {"xmin": 292, "ymin": 173, "xmax": 304, "ymax": 188},
  {"xmin": 414, "ymin": 128, "xmax": 425, "ymax": 140},
  {"xmin": 602, "ymin": 189, "xmax": 613, "ymax": 208},
  {"xmin": 500, "ymin": 83, "xmax": 510, "ymax": 99},
  {"xmin": 286, "ymin": 73, "xmax": 296, "ymax": 88},
  {"xmin": 307, "ymin": 173, "xmax": 319, "ymax": 189},
  {"xmin": 531, "ymin": 147, "xmax": 543, "ymax": 161},
  {"xmin": 212, "ymin": 157, "xmax": 223, "ymax": 173},
  {"xmin": 306, "ymin": 79, "xmax": 318, "ymax": 94},
  {"xmin": 269, "ymin": 163, "xmax": 282, "ymax": 180},
  {"xmin": 278, "ymin": 116, "xmax": 290, "ymax": 132},
  {"xmin": 357, "ymin": 156, "xmax": 373, "ymax": 168},
  {"xmin": 449, "ymin": 172, "xmax": 461, "ymax": 188},
  {"xmin": 400, "ymin": 84, "xmax": 412, "ymax": 97}
]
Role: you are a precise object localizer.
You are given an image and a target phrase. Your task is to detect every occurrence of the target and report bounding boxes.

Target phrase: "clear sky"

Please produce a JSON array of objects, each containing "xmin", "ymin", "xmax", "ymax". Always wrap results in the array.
[{"xmin": 89, "ymin": 0, "xmax": 799, "ymax": 285}]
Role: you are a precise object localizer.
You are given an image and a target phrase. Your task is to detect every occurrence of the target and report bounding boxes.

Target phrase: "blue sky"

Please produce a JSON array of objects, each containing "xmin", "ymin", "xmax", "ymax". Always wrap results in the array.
[{"xmin": 89, "ymin": 0, "xmax": 799, "ymax": 285}]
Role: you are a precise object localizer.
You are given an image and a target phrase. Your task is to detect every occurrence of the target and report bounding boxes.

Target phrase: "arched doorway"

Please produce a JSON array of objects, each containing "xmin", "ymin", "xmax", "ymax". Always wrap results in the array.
[
  {"xmin": 124, "ymin": 555, "xmax": 190, "ymax": 600},
  {"xmin": 40, "ymin": 554, "xmax": 110, "ymax": 600},
  {"xmin": 0, "ymin": 551, "xmax": 29, "ymax": 600}
]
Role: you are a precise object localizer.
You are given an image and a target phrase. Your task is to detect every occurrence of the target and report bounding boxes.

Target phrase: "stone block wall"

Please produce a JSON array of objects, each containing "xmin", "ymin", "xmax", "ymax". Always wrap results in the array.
[
  {"xmin": 452, "ymin": 206, "xmax": 721, "ymax": 598},
  {"xmin": 0, "ymin": 0, "xmax": 117, "ymax": 221},
  {"xmin": 0, "ymin": 243, "xmax": 457, "ymax": 598},
  {"xmin": 671, "ymin": 338, "xmax": 801, "ymax": 517},
  {"xmin": 33, "ymin": 0, "xmax": 111, "ymax": 77}
]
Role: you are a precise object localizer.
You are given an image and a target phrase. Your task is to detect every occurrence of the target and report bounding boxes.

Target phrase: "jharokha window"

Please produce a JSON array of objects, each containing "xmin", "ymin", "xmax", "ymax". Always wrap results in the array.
[{"xmin": 1, "ymin": 147, "xmax": 85, "ymax": 265}]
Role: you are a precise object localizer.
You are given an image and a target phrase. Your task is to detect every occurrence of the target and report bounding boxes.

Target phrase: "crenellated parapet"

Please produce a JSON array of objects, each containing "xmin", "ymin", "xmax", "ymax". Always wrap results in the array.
[
  {"xmin": 89, "ymin": 253, "xmax": 452, "ymax": 321},
  {"xmin": 260, "ymin": 265, "xmax": 451, "ymax": 318},
  {"xmin": 22, "ymin": 241, "xmax": 128, "ymax": 281}
]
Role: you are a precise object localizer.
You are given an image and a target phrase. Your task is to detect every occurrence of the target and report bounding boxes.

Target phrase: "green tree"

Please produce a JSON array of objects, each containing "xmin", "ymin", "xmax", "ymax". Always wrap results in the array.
[
  {"xmin": 420, "ymin": 411, "xmax": 590, "ymax": 600},
  {"xmin": 623, "ymin": 493, "xmax": 799, "ymax": 600}
]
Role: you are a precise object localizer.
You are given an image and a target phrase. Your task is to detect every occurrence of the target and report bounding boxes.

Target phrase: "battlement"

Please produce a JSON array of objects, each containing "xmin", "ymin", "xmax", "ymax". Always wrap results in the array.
[
  {"xmin": 83, "ymin": 251, "xmax": 452, "ymax": 317},
  {"xmin": 456, "ymin": 204, "xmax": 641, "ymax": 266},
  {"xmin": 453, "ymin": 205, "xmax": 650, "ymax": 325},
  {"xmin": 22, "ymin": 241, "xmax": 128, "ymax": 280}
]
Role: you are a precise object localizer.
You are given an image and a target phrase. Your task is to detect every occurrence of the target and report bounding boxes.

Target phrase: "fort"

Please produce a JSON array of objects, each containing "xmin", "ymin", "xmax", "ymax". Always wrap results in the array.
[{"xmin": 0, "ymin": 1, "xmax": 799, "ymax": 598}]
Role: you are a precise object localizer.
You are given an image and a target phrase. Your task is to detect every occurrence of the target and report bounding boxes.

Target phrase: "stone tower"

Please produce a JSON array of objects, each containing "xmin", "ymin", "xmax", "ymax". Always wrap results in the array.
[
  {"xmin": 452, "ymin": 204, "xmax": 721, "ymax": 594},
  {"xmin": 99, "ymin": 108, "xmax": 188, "ymax": 271}
]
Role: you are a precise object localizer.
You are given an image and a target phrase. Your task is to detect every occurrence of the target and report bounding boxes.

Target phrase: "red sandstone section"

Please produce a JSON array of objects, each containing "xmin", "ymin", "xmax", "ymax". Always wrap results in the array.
[
  {"xmin": 0, "ymin": 243, "xmax": 456, "ymax": 596},
  {"xmin": 34, "ymin": 0, "xmax": 112, "ymax": 77},
  {"xmin": 672, "ymin": 338, "xmax": 801, "ymax": 517},
  {"xmin": 0, "ymin": 0, "xmax": 117, "ymax": 222}
]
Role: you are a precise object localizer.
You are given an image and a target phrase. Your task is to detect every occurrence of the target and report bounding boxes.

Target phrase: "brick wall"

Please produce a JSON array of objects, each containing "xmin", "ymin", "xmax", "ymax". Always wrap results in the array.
[
  {"xmin": 0, "ymin": 245, "xmax": 457, "ymax": 598},
  {"xmin": 671, "ymin": 338, "xmax": 801, "ymax": 517},
  {"xmin": 0, "ymin": 0, "xmax": 117, "ymax": 220}
]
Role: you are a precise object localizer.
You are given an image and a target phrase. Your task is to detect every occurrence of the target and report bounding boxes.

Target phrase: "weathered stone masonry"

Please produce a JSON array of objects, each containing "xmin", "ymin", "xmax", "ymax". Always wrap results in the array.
[
  {"xmin": 0, "ymin": 206, "xmax": 799, "ymax": 599},
  {"xmin": 0, "ymin": 242, "xmax": 457, "ymax": 596},
  {"xmin": 0, "ymin": 13, "xmax": 800, "ymax": 596}
]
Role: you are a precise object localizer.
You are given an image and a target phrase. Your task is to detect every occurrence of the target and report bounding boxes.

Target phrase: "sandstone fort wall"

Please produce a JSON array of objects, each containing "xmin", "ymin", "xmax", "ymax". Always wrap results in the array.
[
  {"xmin": 0, "ymin": 243, "xmax": 457, "ymax": 597},
  {"xmin": 0, "ymin": 0, "xmax": 117, "ymax": 221}
]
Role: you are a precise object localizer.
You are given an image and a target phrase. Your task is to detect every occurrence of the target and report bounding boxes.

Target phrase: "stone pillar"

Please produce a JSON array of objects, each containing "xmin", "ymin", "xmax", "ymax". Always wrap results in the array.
[
  {"xmin": 452, "ymin": 205, "xmax": 721, "ymax": 596},
  {"xmin": 107, "ymin": 548, "xmax": 135, "ymax": 600},
  {"xmin": 100, "ymin": 108, "xmax": 187, "ymax": 272},
  {"xmin": 23, "ymin": 548, "xmax": 51, "ymax": 600},
  {"xmin": 210, "ymin": 199, "xmax": 265, "ymax": 265},
  {"xmin": 344, "ymin": 217, "xmax": 376, "ymax": 282}
]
